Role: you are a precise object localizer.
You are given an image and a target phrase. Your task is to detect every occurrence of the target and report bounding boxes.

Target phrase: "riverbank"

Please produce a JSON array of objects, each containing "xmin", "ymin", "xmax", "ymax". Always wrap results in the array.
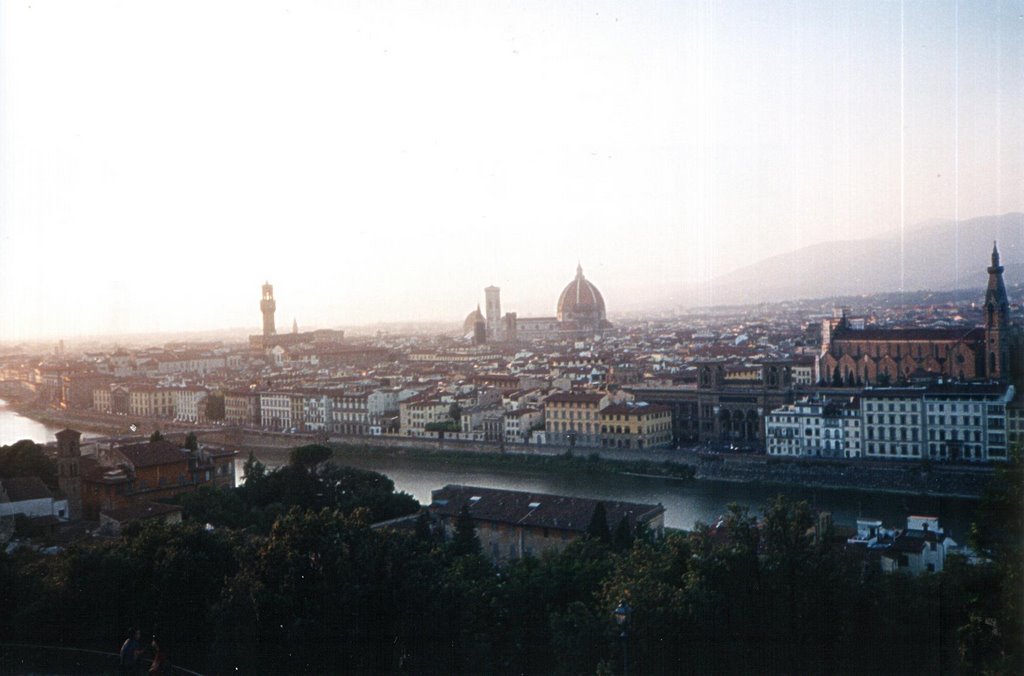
[
  {"xmin": 3, "ymin": 399, "xmax": 205, "ymax": 439},
  {"xmin": 4, "ymin": 403, "xmax": 992, "ymax": 500},
  {"xmin": 329, "ymin": 442, "xmax": 697, "ymax": 481}
]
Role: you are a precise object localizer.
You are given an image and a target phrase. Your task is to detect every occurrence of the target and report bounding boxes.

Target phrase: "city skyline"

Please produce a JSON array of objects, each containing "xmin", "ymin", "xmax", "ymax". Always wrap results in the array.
[{"xmin": 2, "ymin": 1, "xmax": 1023, "ymax": 341}]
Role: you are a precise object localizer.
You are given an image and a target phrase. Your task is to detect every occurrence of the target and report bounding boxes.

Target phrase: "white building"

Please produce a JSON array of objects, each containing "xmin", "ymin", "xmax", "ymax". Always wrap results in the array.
[
  {"xmin": 765, "ymin": 396, "xmax": 862, "ymax": 458},
  {"xmin": 301, "ymin": 391, "xmax": 332, "ymax": 432},
  {"xmin": 259, "ymin": 392, "xmax": 293, "ymax": 430},
  {"xmin": 875, "ymin": 516, "xmax": 958, "ymax": 575},
  {"xmin": 173, "ymin": 387, "xmax": 208, "ymax": 423},
  {"xmin": 861, "ymin": 388, "xmax": 926, "ymax": 460},
  {"xmin": 863, "ymin": 382, "xmax": 1013, "ymax": 462},
  {"xmin": 504, "ymin": 407, "xmax": 544, "ymax": 444},
  {"xmin": 923, "ymin": 382, "xmax": 1014, "ymax": 462}
]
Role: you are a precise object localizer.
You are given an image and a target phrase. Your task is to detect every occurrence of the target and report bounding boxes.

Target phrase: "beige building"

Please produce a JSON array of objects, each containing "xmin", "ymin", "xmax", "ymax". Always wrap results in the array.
[
  {"xmin": 128, "ymin": 387, "xmax": 175, "ymax": 418},
  {"xmin": 399, "ymin": 396, "xmax": 452, "ymax": 437},
  {"xmin": 598, "ymin": 403, "xmax": 673, "ymax": 450},
  {"xmin": 543, "ymin": 391, "xmax": 611, "ymax": 447}
]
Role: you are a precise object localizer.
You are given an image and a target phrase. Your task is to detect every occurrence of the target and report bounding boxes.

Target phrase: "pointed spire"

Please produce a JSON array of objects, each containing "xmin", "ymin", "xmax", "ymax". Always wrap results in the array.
[
  {"xmin": 292, "ymin": 318, "xmax": 298, "ymax": 334},
  {"xmin": 576, "ymin": 261, "xmax": 584, "ymax": 279},
  {"xmin": 989, "ymin": 241, "xmax": 1004, "ymax": 274}
]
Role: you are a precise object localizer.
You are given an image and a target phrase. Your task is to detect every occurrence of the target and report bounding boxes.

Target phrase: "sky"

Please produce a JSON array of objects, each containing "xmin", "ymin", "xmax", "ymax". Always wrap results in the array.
[{"xmin": 1, "ymin": 0, "xmax": 1022, "ymax": 341}]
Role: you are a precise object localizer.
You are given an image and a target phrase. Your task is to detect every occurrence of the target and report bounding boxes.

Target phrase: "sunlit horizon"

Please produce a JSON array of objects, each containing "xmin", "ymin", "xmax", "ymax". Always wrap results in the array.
[{"xmin": 2, "ymin": 1, "xmax": 1022, "ymax": 341}]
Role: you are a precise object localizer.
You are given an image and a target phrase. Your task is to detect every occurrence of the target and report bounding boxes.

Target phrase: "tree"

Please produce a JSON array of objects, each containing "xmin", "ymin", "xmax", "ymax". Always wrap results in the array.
[
  {"xmin": 0, "ymin": 440, "xmax": 58, "ymax": 489},
  {"xmin": 448, "ymin": 402, "xmax": 463, "ymax": 423},
  {"xmin": 450, "ymin": 504, "xmax": 480, "ymax": 556},
  {"xmin": 242, "ymin": 451, "xmax": 266, "ymax": 483},
  {"xmin": 586, "ymin": 502, "xmax": 611, "ymax": 544},
  {"xmin": 149, "ymin": 430, "xmax": 165, "ymax": 443},
  {"xmin": 966, "ymin": 449, "xmax": 1024, "ymax": 672},
  {"xmin": 184, "ymin": 432, "xmax": 199, "ymax": 452},
  {"xmin": 289, "ymin": 444, "xmax": 332, "ymax": 468},
  {"xmin": 612, "ymin": 515, "xmax": 634, "ymax": 551},
  {"xmin": 831, "ymin": 365, "xmax": 842, "ymax": 386}
]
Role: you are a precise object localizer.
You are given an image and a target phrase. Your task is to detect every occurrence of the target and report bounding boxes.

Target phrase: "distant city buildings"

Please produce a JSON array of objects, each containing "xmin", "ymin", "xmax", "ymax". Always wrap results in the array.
[
  {"xmin": 466, "ymin": 264, "xmax": 613, "ymax": 343},
  {"xmin": 0, "ymin": 247, "xmax": 1021, "ymax": 471}
]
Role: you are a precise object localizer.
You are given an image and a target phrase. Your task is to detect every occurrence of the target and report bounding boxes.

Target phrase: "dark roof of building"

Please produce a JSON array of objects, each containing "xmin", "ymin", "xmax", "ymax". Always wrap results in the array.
[
  {"xmin": 116, "ymin": 441, "xmax": 188, "ymax": 468},
  {"xmin": 1, "ymin": 476, "xmax": 53, "ymax": 502},
  {"xmin": 862, "ymin": 381, "xmax": 1011, "ymax": 398},
  {"xmin": 832, "ymin": 326, "xmax": 984, "ymax": 342},
  {"xmin": 545, "ymin": 391, "xmax": 607, "ymax": 404},
  {"xmin": 429, "ymin": 485, "xmax": 664, "ymax": 532}
]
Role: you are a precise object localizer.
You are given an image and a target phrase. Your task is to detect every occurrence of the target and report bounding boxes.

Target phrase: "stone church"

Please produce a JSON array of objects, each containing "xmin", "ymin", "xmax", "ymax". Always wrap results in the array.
[{"xmin": 819, "ymin": 244, "xmax": 1018, "ymax": 386}]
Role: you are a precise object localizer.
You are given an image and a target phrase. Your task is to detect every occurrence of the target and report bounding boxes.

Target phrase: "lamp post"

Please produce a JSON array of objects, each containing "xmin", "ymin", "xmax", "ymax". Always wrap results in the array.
[{"xmin": 614, "ymin": 599, "xmax": 632, "ymax": 676}]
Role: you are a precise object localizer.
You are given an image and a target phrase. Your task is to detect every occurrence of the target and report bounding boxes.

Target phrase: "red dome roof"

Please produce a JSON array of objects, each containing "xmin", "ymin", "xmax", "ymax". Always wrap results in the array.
[
  {"xmin": 463, "ymin": 306, "xmax": 485, "ymax": 333},
  {"xmin": 557, "ymin": 264, "xmax": 606, "ymax": 322}
]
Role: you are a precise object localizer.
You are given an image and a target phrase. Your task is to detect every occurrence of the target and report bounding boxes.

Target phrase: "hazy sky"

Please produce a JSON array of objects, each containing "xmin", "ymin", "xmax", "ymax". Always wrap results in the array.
[{"xmin": 2, "ymin": 1, "xmax": 1023, "ymax": 341}]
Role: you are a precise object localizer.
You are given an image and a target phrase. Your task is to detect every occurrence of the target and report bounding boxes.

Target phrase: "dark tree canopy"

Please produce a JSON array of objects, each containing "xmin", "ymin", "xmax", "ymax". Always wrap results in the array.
[
  {"xmin": 586, "ymin": 502, "xmax": 611, "ymax": 544},
  {"xmin": 0, "ymin": 440, "xmax": 57, "ymax": 489},
  {"xmin": 288, "ymin": 444, "xmax": 332, "ymax": 468},
  {"xmin": 450, "ymin": 504, "xmax": 481, "ymax": 556}
]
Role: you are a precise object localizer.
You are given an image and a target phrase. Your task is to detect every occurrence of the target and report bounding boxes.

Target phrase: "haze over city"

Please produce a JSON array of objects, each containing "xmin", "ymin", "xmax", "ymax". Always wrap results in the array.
[{"xmin": 2, "ymin": 1, "xmax": 1023, "ymax": 341}]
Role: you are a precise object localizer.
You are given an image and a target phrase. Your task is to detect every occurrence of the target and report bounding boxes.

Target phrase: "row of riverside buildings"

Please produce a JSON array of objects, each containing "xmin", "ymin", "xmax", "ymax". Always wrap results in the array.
[{"xmin": 764, "ymin": 381, "xmax": 1014, "ymax": 461}]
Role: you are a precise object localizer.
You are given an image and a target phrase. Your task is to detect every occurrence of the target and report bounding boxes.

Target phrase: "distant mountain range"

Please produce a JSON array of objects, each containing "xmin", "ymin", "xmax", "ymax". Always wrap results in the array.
[{"xmin": 695, "ymin": 213, "xmax": 1024, "ymax": 306}]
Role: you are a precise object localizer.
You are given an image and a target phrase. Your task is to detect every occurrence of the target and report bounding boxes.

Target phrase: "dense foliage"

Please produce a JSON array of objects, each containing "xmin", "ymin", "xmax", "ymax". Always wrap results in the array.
[
  {"xmin": 179, "ymin": 451, "xmax": 419, "ymax": 532},
  {"xmin": 0, "ymin": 450, "xmax": 1020, "ymax": 674},
  {"xmin": 0, "ymin": 439, "xmax": 57, "ymax": 489}
]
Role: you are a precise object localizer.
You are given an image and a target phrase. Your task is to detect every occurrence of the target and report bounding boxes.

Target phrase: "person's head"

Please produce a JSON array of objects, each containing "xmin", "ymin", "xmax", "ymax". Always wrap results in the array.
[{"xmin": 128, "ymin": 627, "xmax": 140, "ymax": 641}]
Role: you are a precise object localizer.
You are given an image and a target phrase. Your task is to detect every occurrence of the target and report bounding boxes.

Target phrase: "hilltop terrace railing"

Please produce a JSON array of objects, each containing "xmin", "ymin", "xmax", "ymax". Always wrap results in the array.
[{"xmin": 0, "ymin": 643, "xmax": 203, "ymax": 675}]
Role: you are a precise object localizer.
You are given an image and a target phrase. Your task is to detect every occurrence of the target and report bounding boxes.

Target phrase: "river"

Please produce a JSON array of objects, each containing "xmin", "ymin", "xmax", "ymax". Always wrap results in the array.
[
  {"xmin": 0, "ymin": 402, "xmax": 979, "ymax": 538},
  {"xmin": 245, "ymin": 451, "xmax": 982, "ymax": 539},
  {"xmin": 0, "ymin": 399, "xmax": 69, "ymax": 446}
]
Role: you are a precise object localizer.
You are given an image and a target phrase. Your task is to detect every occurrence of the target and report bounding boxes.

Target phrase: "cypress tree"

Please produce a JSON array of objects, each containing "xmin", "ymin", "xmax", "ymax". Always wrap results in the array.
[{"xmin": 587, "ymin": 502, "xmax": 611, "ymax": 544}]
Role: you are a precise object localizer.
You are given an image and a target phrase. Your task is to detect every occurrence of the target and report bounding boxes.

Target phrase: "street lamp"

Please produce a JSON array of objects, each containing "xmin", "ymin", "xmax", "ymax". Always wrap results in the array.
[{"xmin": 614, "ymin": 599, "xmax": 632, "ymax": 676}]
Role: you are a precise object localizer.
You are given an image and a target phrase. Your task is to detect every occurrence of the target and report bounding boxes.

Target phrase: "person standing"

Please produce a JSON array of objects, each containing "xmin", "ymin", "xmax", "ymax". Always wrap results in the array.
[
  {"xmin": 148, "ymin": 637, "xmax": 169, "ymax": 676},
  {"xmin": 119, "ymin": 628, "xmax": 143, "ymax": 675}
]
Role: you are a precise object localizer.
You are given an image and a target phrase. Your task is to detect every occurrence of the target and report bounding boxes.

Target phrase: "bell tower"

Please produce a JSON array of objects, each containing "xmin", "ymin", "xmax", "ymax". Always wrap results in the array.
[
  {"xmin": 984, "ymin": 242, "xmax": 1011, "ymax": 380},
  {"xmin": 261, "ymin": 282, "xmax": 277, "ymax": 337},
  {"xmin": 55, "ymin": 429, "xmax": 82, "ymax": 521},
  {"xmin": 485, "ymin": 286, "xmax": 501, "ymax": 341}
]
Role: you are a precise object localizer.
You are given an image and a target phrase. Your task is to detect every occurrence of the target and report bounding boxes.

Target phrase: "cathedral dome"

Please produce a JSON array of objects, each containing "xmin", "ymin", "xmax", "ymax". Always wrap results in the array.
[
  {"xmin": 464, "ymin": 306, "xmax": 485, "ymax": 334},
  {"xmin": 557, "ymin": 264, "xmax": 607, "ymax": 324}
]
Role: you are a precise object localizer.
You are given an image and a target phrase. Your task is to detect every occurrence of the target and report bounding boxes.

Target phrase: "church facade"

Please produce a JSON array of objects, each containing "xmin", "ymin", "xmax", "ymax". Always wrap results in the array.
[{"xmin": 819, "ymin": 245, "xmax": 1015, "ymax": 386}]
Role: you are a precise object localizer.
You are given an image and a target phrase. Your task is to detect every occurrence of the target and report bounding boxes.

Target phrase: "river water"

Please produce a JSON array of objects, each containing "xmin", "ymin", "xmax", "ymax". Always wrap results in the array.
[
  {"xmin": 0, "ymin": 399, "xmax": 68, "ymax": 446},
  {"xmin": 0, "ymin": 402, "xmax": 978, "ymax": 537},
  {"xmin": 249, "ymin": 451, "xmax": 981, "ymax": 538}
]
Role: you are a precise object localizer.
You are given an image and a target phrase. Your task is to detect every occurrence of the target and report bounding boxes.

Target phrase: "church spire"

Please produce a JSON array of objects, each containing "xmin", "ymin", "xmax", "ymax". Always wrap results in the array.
[
  {"xmin": 990, "ymin": 241, "xmax": 1002, "ymax": 271},
  {"xmin": 985, "ymin": 241, "xmax": 1010, "ymax": 379},
  {"xmin": 576, "ymin": 262, "xmax": 584, "ymax": 279}
]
